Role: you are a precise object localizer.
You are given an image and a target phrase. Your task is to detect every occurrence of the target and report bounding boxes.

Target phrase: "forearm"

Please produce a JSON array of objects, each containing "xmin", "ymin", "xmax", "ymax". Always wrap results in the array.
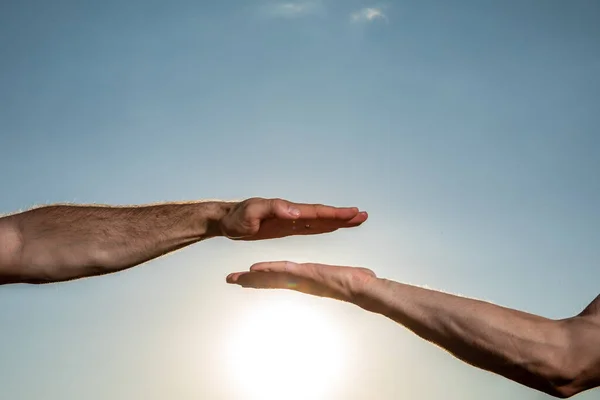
[
  {"xmin": 355, "ymin": 278, "xmax": 574, "ymax": 397},
  {"xmin": 1, "ymin": 201, "xmax": 233, "ymax": 284}
]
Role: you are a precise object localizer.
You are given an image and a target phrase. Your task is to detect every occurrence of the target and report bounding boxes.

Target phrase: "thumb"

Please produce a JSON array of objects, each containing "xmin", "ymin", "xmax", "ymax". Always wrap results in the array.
[{"xmin": 256, "ymin": 198, "xmax": 300, "ymax": 219}]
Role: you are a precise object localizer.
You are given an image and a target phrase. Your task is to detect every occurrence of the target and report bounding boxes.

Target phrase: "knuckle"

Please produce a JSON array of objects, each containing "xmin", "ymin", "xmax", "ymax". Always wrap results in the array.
[
  {"xmin": 359, "ymin": 267, "xmax": 376, "ymax": 277},
  {"xmin": 245, "ymin": 197, "xmax": 262, "ymax": 206},
  {"xmin": 243, "ymin": 198, "xmax": 263, "ymax": 214},
  {"xmin": 350, "ymin": 269, "xmax": 376, "ymax": 294},
  {"xmin": 271, "ymin": 198, "xmax": 286, "ymax": 210}
]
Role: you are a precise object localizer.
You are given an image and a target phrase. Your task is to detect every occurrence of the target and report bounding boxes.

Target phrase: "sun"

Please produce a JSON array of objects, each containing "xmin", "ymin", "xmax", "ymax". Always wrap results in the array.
[{"xmin": 222, "ymin": 296, "xmax": 348, "ymax": 400}]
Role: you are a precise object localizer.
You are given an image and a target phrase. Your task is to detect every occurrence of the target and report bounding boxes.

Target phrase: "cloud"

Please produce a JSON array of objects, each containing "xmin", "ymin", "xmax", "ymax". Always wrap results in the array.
[
  {"xmin": 350, "ymin": 7, "xmax": 387, "ymax": 23},
  {"xmin": 263, "ymin": 1, "xmax": 323, "ymax": 18}
]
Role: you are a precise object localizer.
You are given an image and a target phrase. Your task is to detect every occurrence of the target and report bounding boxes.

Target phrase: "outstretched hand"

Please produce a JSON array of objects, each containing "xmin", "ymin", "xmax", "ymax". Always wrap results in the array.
[
  {"xmin": 219, "ymin": 198, "xmax": 368, "ymax": 241},
  {"xmin": 226, "ymin": 261, "xmax": 377, "ymax": 302}
]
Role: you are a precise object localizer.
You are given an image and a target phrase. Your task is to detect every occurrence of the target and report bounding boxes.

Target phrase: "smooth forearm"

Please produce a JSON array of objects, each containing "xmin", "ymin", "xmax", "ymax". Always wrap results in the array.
[
  {"xmin": 355, "ymin": 278, "xmax": 575, "ymax": 397},
  {"xmin": 2, "ymin": 201, "xmax": 232, "ymax": 284}
]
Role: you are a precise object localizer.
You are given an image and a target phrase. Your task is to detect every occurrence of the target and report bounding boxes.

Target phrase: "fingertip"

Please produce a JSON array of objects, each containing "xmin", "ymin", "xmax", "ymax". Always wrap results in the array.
[
  {"xmin": 345, "ymin": 211, "xmax": 368, "ymax": 225},
  {"xmin": 226, "ymin": 272, "xmax": 246, "ymax": 283}
]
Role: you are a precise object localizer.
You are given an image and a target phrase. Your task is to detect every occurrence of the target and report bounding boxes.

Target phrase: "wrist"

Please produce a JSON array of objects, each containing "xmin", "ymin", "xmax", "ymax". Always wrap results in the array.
[
  {"xmin": 351, "ymin": 276, "xmax": 386, "ymax": 312},
  {"xmin": 202, "ymin": 201, "xmax": 236, "ymax": 238}
]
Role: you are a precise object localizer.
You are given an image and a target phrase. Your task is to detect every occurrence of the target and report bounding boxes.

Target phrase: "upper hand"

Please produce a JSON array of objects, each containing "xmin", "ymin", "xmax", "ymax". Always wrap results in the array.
[
  {"xmin": 226, "ymin": 261, "xmax": 377, "ymax": 303},
  {"xmin": 219, "ymin": 198, "xmax": 368, "ymax": 241}
]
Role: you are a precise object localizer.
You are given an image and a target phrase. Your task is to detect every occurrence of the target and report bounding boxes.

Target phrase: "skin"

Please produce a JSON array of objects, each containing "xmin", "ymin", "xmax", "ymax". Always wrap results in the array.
[
  {"xmin": 0, "ymin": 198, "xmax": 367, "ymax": 284},
  {"xmin": 227, "ymin": 261, "xmax": 600, "ymax": 398}
]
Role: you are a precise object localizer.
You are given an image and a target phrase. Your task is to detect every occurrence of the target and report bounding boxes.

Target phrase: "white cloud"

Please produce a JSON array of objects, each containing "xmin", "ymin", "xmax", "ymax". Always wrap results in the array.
[
  {"xmin": 350, "ymin": 7, "xmax": 387, "ymax": 23},
  {"xmin": 263, "ymin": 1, "xmax": 323, "ymax": 18}
]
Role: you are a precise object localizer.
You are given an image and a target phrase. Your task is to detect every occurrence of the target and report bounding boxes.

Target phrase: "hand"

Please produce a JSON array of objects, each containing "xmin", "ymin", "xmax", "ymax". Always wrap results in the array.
[
  {"xmin": 219, "ymin": 198, "xmax": 368, "ymax": 241},
  {"xmin": 226, "ymin": 261, "xmax": 377, "ymax": 302}
]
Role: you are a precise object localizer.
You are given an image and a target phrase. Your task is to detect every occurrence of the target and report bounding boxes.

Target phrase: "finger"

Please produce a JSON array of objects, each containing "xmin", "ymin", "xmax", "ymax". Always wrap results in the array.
[
  {"xmin": 265, "ymin": 198, "xmax": 365, "ymax": 221},
  {"xmin": 249, "ymin": 261, "xmax": 301, "ymax": 274},
  {"xmin": 250, "ymin": 261, "xmax": 326, "ymax": 283},
  {"xmin": 286, "ymin": 215, "xmax": 366, "ymax": 235},
  {"xmin": 342, "ymin": 211, "xmax": 369, "ymax": 226},
  {"xmin": 231, "ymin": 271, "xmax": 346, "ymax": 300},
  {"xmin": 226, "ymin": 272, "xmax": 245, "ymax": 283},
  {"xmin": 270, "ymin": 198, "xmax": 302, "ymax": 219},
  {"xmin": 286, "ymin": 203, "xmax": 360, "ymax": 220},
  {"xmin": 232, "ymin": 271, "xmax": 294, "ymax": 290},
  {"xmin": 332, "ymin": 207, "xmax": 362, "ymax": 220},
  {"xmin": 247, "ymin": 198, "xmax": 301, "ymax": 221},
  {"xmin": 248, "ymin": 199, "xmax": 358, "ymax": 221}
]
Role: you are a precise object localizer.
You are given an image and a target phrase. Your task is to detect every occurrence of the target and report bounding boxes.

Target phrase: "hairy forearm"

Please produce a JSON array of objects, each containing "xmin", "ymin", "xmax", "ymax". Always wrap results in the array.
[
  {"xmin": 355, "ymin": 279, "xmax": 577, "ymax": 397},
  {"xmin": 1, "ymin": 201, "xmax": 232, "ymax": 284}
]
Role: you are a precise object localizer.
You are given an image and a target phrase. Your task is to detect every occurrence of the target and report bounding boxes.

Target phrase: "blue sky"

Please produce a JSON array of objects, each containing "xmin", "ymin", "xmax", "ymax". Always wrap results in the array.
[{"xmin": 0, "ymin": 1, "xmax": 599, "ymax": 399}]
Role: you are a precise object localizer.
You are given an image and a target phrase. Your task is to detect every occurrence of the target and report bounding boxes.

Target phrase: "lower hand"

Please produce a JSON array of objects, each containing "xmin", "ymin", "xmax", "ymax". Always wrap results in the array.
[{"xmin": 226, "ymin": 261, "xmax": 377, "ymax": 303}]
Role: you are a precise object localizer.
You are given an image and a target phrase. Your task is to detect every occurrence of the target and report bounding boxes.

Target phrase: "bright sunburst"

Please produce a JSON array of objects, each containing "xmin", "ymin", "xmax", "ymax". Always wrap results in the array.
[{"xmin": 223, "ymin": 296, "xmax": 347, "ymax": 400}]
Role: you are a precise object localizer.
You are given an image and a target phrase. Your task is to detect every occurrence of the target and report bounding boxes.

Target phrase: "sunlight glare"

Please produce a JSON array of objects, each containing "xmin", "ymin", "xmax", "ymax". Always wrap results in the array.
[{"xmin": 223, "ymin": 297, "xmax": 348, "ymax": 400}]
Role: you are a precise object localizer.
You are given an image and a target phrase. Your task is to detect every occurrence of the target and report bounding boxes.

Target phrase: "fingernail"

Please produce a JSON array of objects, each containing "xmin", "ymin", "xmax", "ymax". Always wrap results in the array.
[{"xmin": 288, "ymin": 207, "xmax": 301, "ymax": 217}]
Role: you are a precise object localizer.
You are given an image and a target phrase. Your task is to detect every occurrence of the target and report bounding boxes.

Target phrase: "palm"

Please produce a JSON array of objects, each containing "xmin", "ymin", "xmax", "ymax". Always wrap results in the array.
[{"xmin": 236, "ymin": 271, "xmax": 342, "ymax": 299}]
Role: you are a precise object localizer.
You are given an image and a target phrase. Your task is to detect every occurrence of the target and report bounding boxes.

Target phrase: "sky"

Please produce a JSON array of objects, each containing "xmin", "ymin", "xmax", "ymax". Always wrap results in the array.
[{"xmin": 0, "ymin": 0, "xmax": 599, "ymax": 399}]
